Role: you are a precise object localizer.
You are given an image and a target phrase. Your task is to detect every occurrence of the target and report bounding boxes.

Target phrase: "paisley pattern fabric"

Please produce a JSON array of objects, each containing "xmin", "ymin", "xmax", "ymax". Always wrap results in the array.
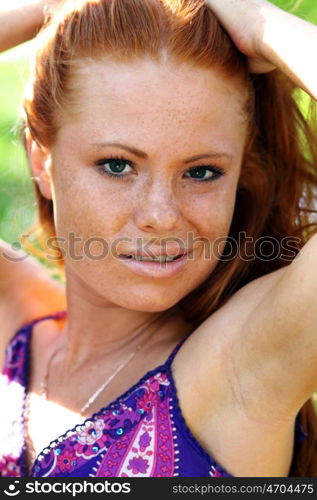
[{"xmin": 0, "ymin": 311, "xmax": 308, "ymax": 477}]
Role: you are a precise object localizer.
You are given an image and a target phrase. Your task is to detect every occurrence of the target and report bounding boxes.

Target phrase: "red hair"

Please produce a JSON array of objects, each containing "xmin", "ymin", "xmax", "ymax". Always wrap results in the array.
[{"xmin": 21, "ymin": 0, "xmax": 317, "ymax": 475}]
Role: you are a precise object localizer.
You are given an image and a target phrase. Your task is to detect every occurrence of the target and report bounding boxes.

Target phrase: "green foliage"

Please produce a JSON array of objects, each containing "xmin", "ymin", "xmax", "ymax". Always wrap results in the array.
[
  {"xmin": 0, "ymin": 54, "xmax": 35, "ymax": 244},
  {"xmin": 0, "ymin": 0, "xmax": 317, "ymax": 244},
  {"xmin": 273, "ymin": 0, "xmax": 317, "ymax": 23},
  {"xmin": 0, "ymin": 0, "xmax": 316, "ymax": 411}
]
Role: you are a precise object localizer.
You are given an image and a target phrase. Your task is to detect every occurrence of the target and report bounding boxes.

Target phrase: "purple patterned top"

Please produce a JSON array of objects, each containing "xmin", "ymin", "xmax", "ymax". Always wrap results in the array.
[{"xmin": 0, "ymin": 311, "xmax": 308, "ymax": 478}]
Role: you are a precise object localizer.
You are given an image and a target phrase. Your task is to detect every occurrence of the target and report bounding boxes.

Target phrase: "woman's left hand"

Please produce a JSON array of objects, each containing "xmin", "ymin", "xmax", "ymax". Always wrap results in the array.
[
  {"xmin": 205, "ymin": 0, "xmax": 276, "ymax": 73},
  {"xmin": 206, "ymin": 0, "xmax": 317, "ymax": 99}
]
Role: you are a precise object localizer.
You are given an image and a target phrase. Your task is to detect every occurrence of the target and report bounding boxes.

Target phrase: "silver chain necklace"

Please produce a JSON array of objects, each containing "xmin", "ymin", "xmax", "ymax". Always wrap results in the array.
[
  {"xmin": 40, "ymin": 334, "xmax": 146, "ymax": 415},
  {"xmin": 24, "ymin": 309, "xmax": 174, "ymax": 474},
  {"xmin": 40, "ymin": 309, "xmax": 173, "ymax": 415}
]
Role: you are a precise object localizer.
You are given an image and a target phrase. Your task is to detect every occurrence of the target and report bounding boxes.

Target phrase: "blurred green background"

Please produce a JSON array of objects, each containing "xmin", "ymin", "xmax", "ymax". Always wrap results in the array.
[
  {"xmin": 0, "ymin": 1, "xmax": 316, "ymax": 408},
  {"xmin": 0, "ymin": 0, "xmax": 317, "ymax": 245}
]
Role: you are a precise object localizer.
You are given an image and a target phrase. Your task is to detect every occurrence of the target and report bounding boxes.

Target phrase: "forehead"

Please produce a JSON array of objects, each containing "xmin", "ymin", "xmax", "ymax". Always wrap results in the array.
[{"xmin": 57, "ymin": 57, "xmax": 248, "ymax": 153}]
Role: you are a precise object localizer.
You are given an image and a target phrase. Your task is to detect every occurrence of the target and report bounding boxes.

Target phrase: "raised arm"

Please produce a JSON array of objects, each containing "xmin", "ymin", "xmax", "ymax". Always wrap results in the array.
[
  {"xmin": 224, "ymin": 234, "xmax": 317, "ymax": 420},
  {"xmin": 175, "ymin": 234, "xmax": 317, "ymax": 445},
  {"xmin": 0, "ymin": 238, "xmax": 66, "ymax": 368},
  {"xmin": 206, "ymin": 0, "xmax": 317, "ymax": 100},
  {"xmin": 0, "ymin": 0, "xmax": 63, "ymax": 53}
]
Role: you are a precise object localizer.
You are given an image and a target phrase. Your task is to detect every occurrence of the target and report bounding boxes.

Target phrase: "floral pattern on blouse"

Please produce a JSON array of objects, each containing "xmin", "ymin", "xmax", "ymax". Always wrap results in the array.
[{"xmin": 0, "ymin": 312, "xmax": 308, "ymax": 478}]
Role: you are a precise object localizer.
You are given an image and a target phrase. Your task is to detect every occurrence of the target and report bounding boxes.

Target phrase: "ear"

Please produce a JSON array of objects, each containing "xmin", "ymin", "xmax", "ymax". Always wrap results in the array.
[{"xmin": 25, "ymin": 128, "xmax": 53, "ymax": 201}]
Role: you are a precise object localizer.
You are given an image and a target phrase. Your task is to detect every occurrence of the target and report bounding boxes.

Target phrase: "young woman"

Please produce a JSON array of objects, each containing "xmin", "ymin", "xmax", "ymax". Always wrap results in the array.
[{"xmin": 1, "ymin": 0, "xmax": 317, "ymax": 477}]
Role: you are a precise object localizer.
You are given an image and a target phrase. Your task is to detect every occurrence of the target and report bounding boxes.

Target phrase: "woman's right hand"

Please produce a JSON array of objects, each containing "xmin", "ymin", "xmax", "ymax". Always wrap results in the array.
[{"xmin": 0, "ymin": 0, "xmax": 64, "ymax": 53}]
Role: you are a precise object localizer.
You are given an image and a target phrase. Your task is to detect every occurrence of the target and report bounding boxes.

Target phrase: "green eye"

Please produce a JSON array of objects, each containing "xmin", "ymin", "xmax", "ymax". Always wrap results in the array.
[
  {"xmin": 95, "ymin": 157, "xmax": 224, "ymax": 183},
  {"xmin": 107, "ymin": 159, "xmax": 131, "ymax": 174},
  {"xmin": 185, "ymin": 166, "xmax": 223, "ymax": 182},
  {"xmin": 95, "ymin": 157, "xmax": 134, "ymax": 178}
]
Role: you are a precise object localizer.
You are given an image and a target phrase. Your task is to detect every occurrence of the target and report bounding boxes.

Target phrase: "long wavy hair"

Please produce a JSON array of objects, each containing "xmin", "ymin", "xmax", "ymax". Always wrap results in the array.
[{"xmin": 21, "ymin": 0, "xmax": 317, "ymax": 476}]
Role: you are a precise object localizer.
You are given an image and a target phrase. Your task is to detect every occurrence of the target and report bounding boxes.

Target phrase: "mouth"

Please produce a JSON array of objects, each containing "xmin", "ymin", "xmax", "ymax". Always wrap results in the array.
[
  {"xmin": 116, "ymin": 249, "xmax": 192, "ymax": 278},
  {"xmin": 118, "ymin": 253, "xmax": 186, "ymax": 263}
]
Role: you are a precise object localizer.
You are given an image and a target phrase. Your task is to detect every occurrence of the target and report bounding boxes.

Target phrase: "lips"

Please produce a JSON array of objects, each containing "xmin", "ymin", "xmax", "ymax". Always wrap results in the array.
[
  {"xmin": 120, "ymin": 255, "xmax": 182, "ymax": 263},
  {"xmin": 117, "ymin": 248, "xmax": 191, "ymax": 279},
  {"xmin": 118, "ymin": 249, "xmax": 189, "ymax": 259},
  {"xmin": 120, "ymin": 253, "xmax": 185, "ymax": 260}
]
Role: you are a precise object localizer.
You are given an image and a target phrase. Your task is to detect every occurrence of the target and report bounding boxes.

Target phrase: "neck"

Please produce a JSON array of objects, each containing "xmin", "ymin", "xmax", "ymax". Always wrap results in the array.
[{"xmin": 52, "ymin": 267, "xmax": 183, "ymax": 374}]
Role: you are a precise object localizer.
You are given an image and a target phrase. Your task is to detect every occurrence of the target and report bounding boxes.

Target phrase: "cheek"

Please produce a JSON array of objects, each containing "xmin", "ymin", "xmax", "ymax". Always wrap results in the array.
[
  {"xmin": 186, "ymin": 183, "xmax": 238, "ymax": 263},
  {"xmin": 52, "ymin": 166, "xmax": 131, "ymax": 239},
  {"xmin": 51, "ymin": 155, "xmax": 239, "ymax": 249},
  {"xmin": 185, "ymin": 183, "xmax": 238, "ymax": 235}
]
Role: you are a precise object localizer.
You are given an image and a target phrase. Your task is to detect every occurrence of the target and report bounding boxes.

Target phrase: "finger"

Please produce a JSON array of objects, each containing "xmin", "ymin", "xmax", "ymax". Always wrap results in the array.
[{"xmin": 247, "ymin": 56, "xmax": 276, "ymax": 74}]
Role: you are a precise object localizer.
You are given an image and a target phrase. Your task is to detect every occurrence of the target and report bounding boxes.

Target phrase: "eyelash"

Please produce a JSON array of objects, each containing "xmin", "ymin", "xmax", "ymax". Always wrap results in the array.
[{"xmin": 94, "ymin": 155, "xmax": 225, "ymax": 183}]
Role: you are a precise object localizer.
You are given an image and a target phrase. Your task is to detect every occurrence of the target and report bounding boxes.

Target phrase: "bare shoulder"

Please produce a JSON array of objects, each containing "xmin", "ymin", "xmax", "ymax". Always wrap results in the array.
[
  {"xmin": 174, "ymin": 263, "xmax": 288, "ymax": 361},
  {"xmin": 175, "ymin": 246, "xmax": 317, "ymax": 423},
  {"xmin": 171, "ymin": 265, "xmax": 303, "ymax": 476},
  {"xmin": 173, "ymin": 265, "xmax": 288, "ymax": 412},
  {"xmin": 0, "ymin": 238, "xmax": 66, "ymax": 369}
]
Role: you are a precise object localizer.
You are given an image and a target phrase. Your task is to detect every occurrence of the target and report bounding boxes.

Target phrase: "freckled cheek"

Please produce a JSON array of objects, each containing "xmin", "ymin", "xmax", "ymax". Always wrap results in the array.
[
  {"xmin": 186, "ymin": 188, "xmax": 236, "ymax": 232},
  {"xmin": 53, "ymin": 176, "xmax": 133, "ymax": 240},
  {"xmin": 186, "ymin": 195, "xmax": 236, "ymax": 264}
]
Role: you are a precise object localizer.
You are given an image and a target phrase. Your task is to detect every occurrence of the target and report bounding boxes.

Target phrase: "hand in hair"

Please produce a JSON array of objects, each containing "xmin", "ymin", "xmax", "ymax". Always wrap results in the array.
[
  {"xmin": 206, "ymin": 0, "xmax": 317, "ymax": 100},
  {"xmin": 0, "ymin": 0, "xmax": 63, "ymax": 53}
]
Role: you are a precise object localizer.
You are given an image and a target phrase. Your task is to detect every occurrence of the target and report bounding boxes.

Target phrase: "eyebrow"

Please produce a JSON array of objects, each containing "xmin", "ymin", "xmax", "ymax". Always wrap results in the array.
[{"xmin": 89, "ymin": 142, "xmax": 232, "ymax": 164}]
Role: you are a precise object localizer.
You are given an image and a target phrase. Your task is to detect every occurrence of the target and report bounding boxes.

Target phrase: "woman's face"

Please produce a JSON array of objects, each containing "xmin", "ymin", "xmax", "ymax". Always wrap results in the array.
[{"xmin": 45, "ymin": 57, "xmax": 248, "ymax": 311}]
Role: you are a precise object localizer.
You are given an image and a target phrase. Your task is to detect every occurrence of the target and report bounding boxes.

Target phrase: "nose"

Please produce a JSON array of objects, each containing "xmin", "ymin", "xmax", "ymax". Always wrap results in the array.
[{"xmin": 133, "ymin": 178, "xmax": 181, "ymax": 234}]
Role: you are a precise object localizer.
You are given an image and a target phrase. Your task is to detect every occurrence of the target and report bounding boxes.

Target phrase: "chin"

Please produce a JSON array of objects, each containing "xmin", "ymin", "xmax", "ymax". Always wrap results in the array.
[
  {"xmin": 104, "ymin": 288, "xmax": 183, "ymax": 313},
  {"xmin": 118, "ymin": 297, "xmax": 180, "ymax": 313},
  {"xmin": 69, "ymin": 265, "xmax": 189, "ymax": 312}
]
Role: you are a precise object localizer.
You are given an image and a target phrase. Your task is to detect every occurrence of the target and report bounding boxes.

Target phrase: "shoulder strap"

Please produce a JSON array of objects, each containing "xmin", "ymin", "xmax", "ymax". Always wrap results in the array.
[
  {"xmin": 2, "ymin": 310, "xmax": 67, "ymax": 383},
  {"xmin": 165, "ymin": 327, "xmax": 196, "ymax": 366},
  {"xmin": 23, "ymin": 309, "xmax": 67, "ymax": 329}
]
